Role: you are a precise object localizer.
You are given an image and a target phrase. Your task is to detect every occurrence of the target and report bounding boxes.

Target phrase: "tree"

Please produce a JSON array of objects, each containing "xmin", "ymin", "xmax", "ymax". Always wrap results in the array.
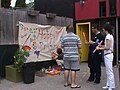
[
  {"xmin": 15, "ymin": 0, "xmax": 26, "ymax": 7},
  {"xmin": 1, "ymin": 0, "xmax": 11, "ymax": 8}
]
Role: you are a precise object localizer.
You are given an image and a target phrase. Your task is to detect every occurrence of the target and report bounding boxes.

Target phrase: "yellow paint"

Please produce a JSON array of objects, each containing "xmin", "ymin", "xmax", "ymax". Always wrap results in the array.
[{"xmin": 76, "ymin": 22, "xmax": 91, "ymax": 62}]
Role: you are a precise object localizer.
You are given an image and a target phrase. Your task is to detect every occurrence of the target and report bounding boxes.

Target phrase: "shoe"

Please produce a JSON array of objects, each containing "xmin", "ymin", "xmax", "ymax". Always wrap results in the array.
[
  {"xmin": 64, "ymin": 84, "xmax": 71, "ymax": 87},
  {"xmin": 108, "ymin": 88, "xmax": 112, "ymax": 90},
  {"xmin": 94, "ymin": 79, "xmax": 100, "ymax": 84},
  {"xmin": 102, "ymin": 85, "xmax": 109, "ymax": 89},
  {"xmin": 87, "ymin": 77, "xmax": 94, "ymax": 82},
  {"xmin": 71, "ymin": 85, "xmax": 81, "ymax": 88}
]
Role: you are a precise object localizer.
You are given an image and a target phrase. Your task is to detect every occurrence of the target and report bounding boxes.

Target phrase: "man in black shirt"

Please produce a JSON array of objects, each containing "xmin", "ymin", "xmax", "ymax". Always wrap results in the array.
[{"xmin": 85, "ymin": 24, "xmax": 105, "ymax": 84}]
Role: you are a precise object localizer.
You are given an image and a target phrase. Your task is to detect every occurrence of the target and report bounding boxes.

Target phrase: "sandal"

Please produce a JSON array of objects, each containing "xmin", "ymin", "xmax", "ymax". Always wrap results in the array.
[
  {"xmin": 71, "ymin": 85, "xmax": 81, "ymax": 88},
  {"xmin": 64, "ymin": 84, "xmax": 71, "ymax": 87}
]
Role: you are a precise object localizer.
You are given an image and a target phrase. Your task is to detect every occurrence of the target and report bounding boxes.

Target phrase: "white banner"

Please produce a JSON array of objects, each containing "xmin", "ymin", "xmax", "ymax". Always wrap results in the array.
[{"xmin": 18, "ymin": 22, "xmax": 66, "ymax": 62}]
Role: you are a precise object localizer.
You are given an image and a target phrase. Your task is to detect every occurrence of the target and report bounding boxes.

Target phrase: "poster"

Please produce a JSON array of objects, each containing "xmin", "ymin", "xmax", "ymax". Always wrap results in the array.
[{"xmin": 18, "ymin": 22, "xmax": 66, "ymax": 62}]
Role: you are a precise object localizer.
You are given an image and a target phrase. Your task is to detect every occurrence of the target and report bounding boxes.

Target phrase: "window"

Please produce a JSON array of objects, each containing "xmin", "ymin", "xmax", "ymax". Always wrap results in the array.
[
  {"xmin": 109, "ymin": 0, "xmax": 116, "ymax": 16},
  {"xmin": 99, "ymin": 1, "xmax": 106, "ymax": 17}
]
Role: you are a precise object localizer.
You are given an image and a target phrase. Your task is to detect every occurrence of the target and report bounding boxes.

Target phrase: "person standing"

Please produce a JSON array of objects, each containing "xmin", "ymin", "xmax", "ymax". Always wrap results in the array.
[
  {"xmin": 96, "ymin": 24, "xmax": 115, "ymax": 90},
  {"xmin": 61, "ymin": 25, "xmax": 81, "ymax": 88},
  {"xmin": 85, "ymin": 24, "xmax": 105, "ymax": 84}
]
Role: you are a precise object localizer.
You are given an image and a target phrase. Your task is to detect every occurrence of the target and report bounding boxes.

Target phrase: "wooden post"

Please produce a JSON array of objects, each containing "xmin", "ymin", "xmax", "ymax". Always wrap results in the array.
[
  {"xmin": 119, "ymin": 65, "xmax": 120, "ymax": 84},
  {"xmin": 0, "ymin": 0, "xmax": 1, "ymax": 8},
  {"xmin": 115, "ymin": 17, "xmax": 120, "ymax": 83},
  {"xmin": 118, "ymin": 61, "xmax": 120, "ymax": 84}
]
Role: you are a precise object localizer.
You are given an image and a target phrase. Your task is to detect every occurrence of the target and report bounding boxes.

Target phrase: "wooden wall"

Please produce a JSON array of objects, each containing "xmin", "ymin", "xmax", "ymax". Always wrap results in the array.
[{"xmin": 0, "ymin": 8, "xmax": 73, "ymax": 45}]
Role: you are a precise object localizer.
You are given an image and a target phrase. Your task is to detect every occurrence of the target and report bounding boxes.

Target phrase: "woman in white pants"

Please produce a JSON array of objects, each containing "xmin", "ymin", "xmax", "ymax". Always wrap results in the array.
[{"xmin": 96, "ymin": 24, "xmax": 115, "ymax": 90}]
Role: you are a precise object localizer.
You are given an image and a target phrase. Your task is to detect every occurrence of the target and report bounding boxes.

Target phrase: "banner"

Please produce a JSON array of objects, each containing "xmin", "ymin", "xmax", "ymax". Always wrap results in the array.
[{"xmin": 18, "ymin": 22, "xmax": 66, "ymax": 62}]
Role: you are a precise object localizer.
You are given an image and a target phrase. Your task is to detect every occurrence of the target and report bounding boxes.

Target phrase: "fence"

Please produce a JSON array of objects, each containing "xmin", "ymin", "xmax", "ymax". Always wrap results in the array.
[{"xmin": 0, "ymin": 8, "xmax": 73, "ymax": 44}]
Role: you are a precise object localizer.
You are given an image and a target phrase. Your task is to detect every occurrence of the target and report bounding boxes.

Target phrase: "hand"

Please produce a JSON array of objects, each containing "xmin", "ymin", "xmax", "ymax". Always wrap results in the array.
[
  {"xmin": 85, "ymin": 40, "xmax": 88, "ymax": 44},
  {"xmin": 96, "ymin": 46, "xmax": 100, "ymax": 50},
  {"xmin": 99, "ymin": 45, "xmax": 104, "ymax": 48},
  {"xmin": 89, "ymin": 40, "xmax": 95, "ymax": 44}
]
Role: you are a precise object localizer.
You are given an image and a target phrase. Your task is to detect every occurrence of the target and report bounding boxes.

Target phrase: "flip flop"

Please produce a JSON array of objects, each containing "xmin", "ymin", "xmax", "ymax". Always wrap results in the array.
[
  {"xmin": 71, "ymin": 85, "xmax": 81, "ymax": 88},
  {"xmin": 64, "ymin": 84, "xmax": 71, "ymax": 87}
]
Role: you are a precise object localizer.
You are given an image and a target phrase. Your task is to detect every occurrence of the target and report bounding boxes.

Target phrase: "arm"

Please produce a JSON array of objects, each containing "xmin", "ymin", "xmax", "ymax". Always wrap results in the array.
[
  {"xmin": 77, "ymin": 36, "xmax": 82, "ymax": 49},
  {"xmin": 78, "ymin": 44, "xmax": 82, "ymax": 49},
  {"xmin": 96, "ymin": 39, "xmax": 110, "ymax": 50},
  {"xmin": 85, "ymin": 40, "xmax": 95, "ymax": 45}
]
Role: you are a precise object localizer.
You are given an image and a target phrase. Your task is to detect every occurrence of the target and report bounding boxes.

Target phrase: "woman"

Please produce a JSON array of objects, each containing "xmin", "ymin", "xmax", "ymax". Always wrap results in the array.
[{"xmin": 96, "ymin": 24, "xmax": 115, "ymax": 90}]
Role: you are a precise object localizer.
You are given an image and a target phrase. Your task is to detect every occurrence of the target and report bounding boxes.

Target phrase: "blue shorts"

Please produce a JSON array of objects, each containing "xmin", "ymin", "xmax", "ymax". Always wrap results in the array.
[{"xmin": 64, "ymin": 60, "xmax": 80, "ymax": 71}]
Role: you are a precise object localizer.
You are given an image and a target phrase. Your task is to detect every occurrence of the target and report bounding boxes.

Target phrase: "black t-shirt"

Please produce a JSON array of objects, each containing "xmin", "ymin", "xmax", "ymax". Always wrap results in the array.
[{"xmin": 90, "ymin": 33, "xmax": 105, "ymax": 54}]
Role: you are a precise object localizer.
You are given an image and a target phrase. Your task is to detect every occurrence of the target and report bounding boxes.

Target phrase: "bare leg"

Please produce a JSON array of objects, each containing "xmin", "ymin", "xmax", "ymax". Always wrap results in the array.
[
  {"xmin": 71, "ymin": 71, "xmax": 81, "ymax": 88},
  {"xmin": 64, "ymin": 70, "xmax": 69, "ymax": 85},
  {"xmin": 71, "ymin": 71, "xmax": 76, "ymax": 85}
]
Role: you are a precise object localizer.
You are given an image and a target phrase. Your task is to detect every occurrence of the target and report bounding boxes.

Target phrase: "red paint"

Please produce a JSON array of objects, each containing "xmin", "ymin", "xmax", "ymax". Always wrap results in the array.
[
  {"xmin": 75, "ymin": 0, "xmax": 120, "ymax": 21},
  {"xmin": 75, "ymin": 0, "xmax": 99, "ymax": 20},
  {"xmin": 106, "ymin": 0, "xmax": 109, "ymax": 17},
  {"xmin": 117, "ymin": 0, "xmax": 120, "ymax": 16}
]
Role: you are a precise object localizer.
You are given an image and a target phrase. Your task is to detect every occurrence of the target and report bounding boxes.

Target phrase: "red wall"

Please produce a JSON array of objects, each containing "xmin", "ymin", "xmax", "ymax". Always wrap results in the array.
[
  {"xmin": 117, "ymin": 0, "xmax": 120, "ymax": 16},
  {"xmin": 75, "ymin": 0, "xmax": 99, "ymax": 20},
  {"xmin": 75, "ymin": 0, "xmax": 120, "ymax": 21}
]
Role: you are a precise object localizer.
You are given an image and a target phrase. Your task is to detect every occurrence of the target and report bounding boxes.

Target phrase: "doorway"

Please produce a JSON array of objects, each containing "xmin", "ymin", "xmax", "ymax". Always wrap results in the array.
[{"xmin": 76, "ymin": 22, "xmax": 91, "ymax": 62}]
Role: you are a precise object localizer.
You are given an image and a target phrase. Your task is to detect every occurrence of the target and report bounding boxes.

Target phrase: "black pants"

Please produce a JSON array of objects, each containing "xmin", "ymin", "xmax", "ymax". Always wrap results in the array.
[{"xmin": 88, "ymin": 52, "xmax": 102, "ymax": 80}]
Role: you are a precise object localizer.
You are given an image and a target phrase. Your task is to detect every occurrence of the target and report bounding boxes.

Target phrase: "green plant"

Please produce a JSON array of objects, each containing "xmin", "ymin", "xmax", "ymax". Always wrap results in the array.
[{"xmin": 13, "ymin": 46, "xmax": 30, "ymax": 72}]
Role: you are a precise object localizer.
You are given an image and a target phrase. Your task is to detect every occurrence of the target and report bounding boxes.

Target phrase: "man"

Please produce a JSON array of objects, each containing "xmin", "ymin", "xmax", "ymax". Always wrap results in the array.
[
  {"xmin": 85, "ymin": 24, "xmax": 105, "ymax": 84},
  {"xmin": 61, "ymin": 25, "xmax": 81, "ymax": 88}
]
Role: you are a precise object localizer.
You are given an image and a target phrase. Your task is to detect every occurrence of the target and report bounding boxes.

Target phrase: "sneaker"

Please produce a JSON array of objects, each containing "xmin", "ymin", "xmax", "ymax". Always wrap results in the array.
[
  {"xmin": 108, "ymin": 88, "xmax": 112, "ymax": 90},
  {"xmin": 102, "ymin": 86, "xmax": 109, "ymax": 89}
]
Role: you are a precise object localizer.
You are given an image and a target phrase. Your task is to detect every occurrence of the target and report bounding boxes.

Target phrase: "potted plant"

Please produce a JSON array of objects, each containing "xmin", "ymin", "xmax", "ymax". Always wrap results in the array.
[
  {"xmin": 14, "ymin": 46, "xmax": 30, "ymax": 72},
  {"xmin": 5, "ymin": 45, "xmax": 30, "ymax": 83}
]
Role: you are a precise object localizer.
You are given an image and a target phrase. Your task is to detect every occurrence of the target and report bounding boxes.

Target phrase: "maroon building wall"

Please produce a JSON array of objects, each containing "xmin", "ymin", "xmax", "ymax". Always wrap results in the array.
[
  {"xmin": 75, "ymin": 0, "xmax": 120, "ymax": 21},
  {"xmin": 117, "ymin": 0, "xmax": 120, "ymax": 16},
  {"xmin": 75, "ymin": 0, "xmax": 99, "ymax": 20}
]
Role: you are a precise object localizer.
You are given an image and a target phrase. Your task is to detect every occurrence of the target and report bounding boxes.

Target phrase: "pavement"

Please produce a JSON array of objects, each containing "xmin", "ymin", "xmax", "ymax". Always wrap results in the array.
[{"xmin": 0, "ymin": 63, "xmax": 120, "ymax": 90}]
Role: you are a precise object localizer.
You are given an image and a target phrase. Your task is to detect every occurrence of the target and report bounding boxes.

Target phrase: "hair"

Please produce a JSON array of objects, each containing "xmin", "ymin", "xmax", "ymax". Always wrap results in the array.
[
  {"xmin": 103, "ymin": 24, "xmax": 113, "ymax": 34},
  {"xmin": 66, "ymin": 25, "xmax": 74, "ymax": 32},
  {"xmin": 92, "ymin": 23, "xmax": 99, "ymax": 30},
  {"xmin": 57, "ymin": 48, "xmax": 62, "ymax": 55}
]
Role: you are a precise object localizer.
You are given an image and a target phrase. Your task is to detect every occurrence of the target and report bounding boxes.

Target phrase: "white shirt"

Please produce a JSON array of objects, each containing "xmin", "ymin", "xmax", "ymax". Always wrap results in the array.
[{"xmin": 104, "ymin": 34, "xmax": 114, "ymax": 54}]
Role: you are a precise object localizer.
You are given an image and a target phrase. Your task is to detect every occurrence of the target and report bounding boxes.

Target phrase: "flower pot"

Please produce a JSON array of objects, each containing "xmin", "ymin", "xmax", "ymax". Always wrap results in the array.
[
  {"xmin": 23, "ymin": 62, "xmax": 35, "ymax": 84},
  {"xmin": 5, "ymin": 65, "xmax": 23, "ymax": 83}
]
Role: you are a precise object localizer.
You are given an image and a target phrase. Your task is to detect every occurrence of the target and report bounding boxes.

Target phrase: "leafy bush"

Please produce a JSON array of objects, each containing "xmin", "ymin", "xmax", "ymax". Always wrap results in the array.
[{"xmin": 13, "ymin": 46, "xmax": 30, "ymax": 72}]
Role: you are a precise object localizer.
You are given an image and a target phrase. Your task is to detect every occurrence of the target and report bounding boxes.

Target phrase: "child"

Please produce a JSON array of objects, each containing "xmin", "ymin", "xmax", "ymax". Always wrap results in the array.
[
  {"xmin": 56, "ymin": 48, "xmax": 64, "ymax": 68},
  {"xmin": 52, "ymin": 48, "xmax": 64, "ymax": 69},
  {"xmin": 56, "ymin": 48, "xmax": 63, "ymax": 60}
]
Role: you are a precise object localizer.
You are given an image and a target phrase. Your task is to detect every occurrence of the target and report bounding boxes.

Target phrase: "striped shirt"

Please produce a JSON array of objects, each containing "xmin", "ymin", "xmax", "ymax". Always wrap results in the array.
[{"xmin": 61, "ymin": 32, "xmax": 81, "ymax": 61}]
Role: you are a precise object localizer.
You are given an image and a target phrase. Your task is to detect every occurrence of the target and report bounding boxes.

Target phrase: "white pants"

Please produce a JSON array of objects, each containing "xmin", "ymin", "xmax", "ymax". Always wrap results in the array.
[{"xmin": 104, "ymin": 53, "xmax": 115, "ymax": 88}]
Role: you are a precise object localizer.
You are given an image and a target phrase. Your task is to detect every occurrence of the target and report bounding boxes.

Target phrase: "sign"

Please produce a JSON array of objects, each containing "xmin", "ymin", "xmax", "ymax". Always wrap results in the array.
[{"xmin": 18, "ymin": 22, "xmax": 66, "ymax": 62}]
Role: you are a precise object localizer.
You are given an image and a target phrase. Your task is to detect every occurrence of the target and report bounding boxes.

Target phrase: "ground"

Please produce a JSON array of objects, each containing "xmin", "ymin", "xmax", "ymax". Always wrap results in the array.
[{"xmin": 0, "ymin": 63, "xmax": 120, "ymax": 90}]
